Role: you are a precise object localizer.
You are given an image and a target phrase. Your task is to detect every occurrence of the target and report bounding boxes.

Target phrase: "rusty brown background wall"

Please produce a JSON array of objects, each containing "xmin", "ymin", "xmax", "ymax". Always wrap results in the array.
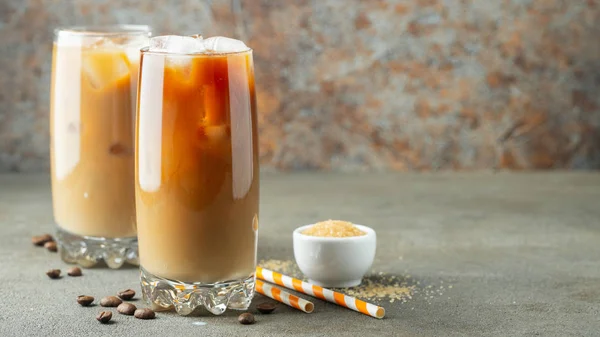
[{"xmin": 1, "ymin": 0, "xmax": 599, "ymax": 172}]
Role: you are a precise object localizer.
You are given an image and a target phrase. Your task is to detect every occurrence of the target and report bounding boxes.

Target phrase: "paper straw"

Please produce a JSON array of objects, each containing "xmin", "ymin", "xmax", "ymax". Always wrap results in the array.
[
  {"xmin": 255, "ymin": 279, "xmax": 314, "ymax": 313},
  {"xmin": 256, "ymin": 267, "xmax": 385, "ymax": 319}
]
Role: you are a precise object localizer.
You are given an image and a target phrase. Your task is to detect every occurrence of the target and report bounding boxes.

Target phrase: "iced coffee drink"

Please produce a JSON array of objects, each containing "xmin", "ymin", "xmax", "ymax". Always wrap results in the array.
[
  {"xmin": 50, "ymin": 25, "xmax": 150, "ymax": 268},
  {"xmin": 136, "ymin": 35, "xmax": 259, "ymax": 315}
]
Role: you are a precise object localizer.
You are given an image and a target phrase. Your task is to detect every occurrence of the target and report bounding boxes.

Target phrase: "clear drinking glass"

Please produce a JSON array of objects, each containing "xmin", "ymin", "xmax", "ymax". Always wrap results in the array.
[
  {"xmin": 50, "ymin": 25, "xmax": 151, "ymax": 268},
  {"xmin": 136, "ymin": 41, "xmax": 259, "ymax": 315}
]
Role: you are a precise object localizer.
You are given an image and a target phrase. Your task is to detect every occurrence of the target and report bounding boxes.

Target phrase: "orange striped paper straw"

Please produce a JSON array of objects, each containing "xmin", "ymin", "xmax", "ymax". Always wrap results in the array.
[
  {"xmin": 256, "ymin": 267, "xmax": 385, "ymax": 319},
  {"xmin": 255, "ymin": 279, "xmax": 314, "ymax": 313}
]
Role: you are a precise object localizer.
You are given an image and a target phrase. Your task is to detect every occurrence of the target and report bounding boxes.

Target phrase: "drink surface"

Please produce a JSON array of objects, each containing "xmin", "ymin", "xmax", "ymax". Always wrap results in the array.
[
  {"xmin": 50, "ymin": 41, "xmax": 140, "ymax": 238},
  {"xmin": 136, "ymin": 49, "xmax": 259, "ymax": 283}
]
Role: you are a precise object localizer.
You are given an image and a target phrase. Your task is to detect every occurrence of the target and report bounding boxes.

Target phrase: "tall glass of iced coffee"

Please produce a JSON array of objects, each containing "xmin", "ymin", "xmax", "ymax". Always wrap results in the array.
[
  {"xmin": 136, "ymin": 35, "xmax": 259, "ymax": 315},
  {"xmin": 50, "ymin": 25, "xmax": 150, "ymax": 268}
]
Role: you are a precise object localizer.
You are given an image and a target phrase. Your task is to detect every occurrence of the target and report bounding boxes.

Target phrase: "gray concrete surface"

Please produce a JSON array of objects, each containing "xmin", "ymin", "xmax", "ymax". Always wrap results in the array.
[{"xmin": 0, "ymin": 173, "xmax": 599, "ymax": 337}]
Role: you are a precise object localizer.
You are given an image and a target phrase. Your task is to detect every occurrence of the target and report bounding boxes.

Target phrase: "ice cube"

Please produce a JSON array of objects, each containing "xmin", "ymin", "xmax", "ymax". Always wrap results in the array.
[
  {"xmin": 82, "ymin": 50, "xmax": 130, "ymax": 89},
  {"xmin": 204, "ymin": 125, "xmax": 228, "ymax": 142},
  {"xmin": 149, "ymin": 35, "xmax": 206, "ymax": 54},
  {"xmin": 124, "ymin": 36, "xmax": 149, "ymax": 65},
  {"xmin": 109, "ymin": 143, "xmax": 131, "ymax": 156},
  {"xmin": 165, "ymin": 55, "xmax": 194, "ymax": 80},
  {"xmin": 87, "ymin": 37, "xmax": 115, "ymax": 49},
  {"xmin": 125, "ymin": 47, "xmax": 141, "ymax": 65},
  {"xmin": 202, "ymin": 36, "xmax": 249, "ymax": 53}
]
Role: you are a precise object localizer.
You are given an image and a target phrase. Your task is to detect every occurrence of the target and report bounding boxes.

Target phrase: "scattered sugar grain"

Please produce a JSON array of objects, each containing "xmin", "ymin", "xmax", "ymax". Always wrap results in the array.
[
  {"xmin": 258, "ymin": 259, "xmax": 302, "ymax": 278},
  {"xmin": 338, "ymin": 274, "xmax": 416, "ymax": 304}
]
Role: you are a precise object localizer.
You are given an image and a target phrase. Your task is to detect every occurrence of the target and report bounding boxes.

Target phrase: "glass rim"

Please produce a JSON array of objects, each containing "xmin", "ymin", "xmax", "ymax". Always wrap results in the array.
[
  {"xmin": 140, "ymin": 45, "xmax": 253, "ymax": 57},
  {"xmin": 54, "ymin": 24, "xmax": 151, "ymax": 38}
]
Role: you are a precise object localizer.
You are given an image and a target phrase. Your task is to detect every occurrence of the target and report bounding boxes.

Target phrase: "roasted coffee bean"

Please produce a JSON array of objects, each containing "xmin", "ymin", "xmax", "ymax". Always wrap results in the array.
[
  {"xmin": 100, "ymin": 296, "xmax": 122, "ymax": 307},
  {"xmin": 44, "ymin": 241, "xmax": 58, "ymax": 252},
  {"xmin": 67, "ymin": 267, "xmax": 82, "ymax": 277},
  {"xmin": 134, "ymin": 308, "xmax": 155, "ymax": 319},
  {"xmin": 77, "ymin": 295, "xmax": 94, "ymax": 306},
  {"xmin": 117, "ymin": 302, "xmax": 137, "ymax": 315},
  {"xmin": 117, "ymin": 289, "xmax": 135, "ymax": 300},
  {"xmin": 238, "ymin": 313, "xmax": 255, "ymax": 325},
  {"xmin": 46, "ymin": 269, "xmax": 61, "ymax": 279},
  {"xmin": 257, "ymin": 302, "xmax": 276, "ymax": 314},
  {"xmin": 96, "ymin": 311, "xmax": 112, "ymax": 323},
  {"xmin": 32, "ymin": 234, "xmax": 53, "ymax": 246}
]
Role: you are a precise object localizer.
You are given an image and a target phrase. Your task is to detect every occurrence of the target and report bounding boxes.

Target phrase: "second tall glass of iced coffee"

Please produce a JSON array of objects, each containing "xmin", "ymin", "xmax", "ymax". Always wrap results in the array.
[
  {"xmin": 136, "ymin": 36, "xmax": 259, "ymax": 315},
  {"xmin": 50, "ymin": 25, "xmax": 150, "ymax": 268}
]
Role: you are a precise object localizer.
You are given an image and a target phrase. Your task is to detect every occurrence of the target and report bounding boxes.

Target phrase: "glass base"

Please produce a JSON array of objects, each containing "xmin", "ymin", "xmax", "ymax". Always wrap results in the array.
[
  {"xmin": 140, "ymin": 267, "xmax": 255, "ymax": 316},
  {"xmin": 55, "ymin": 227, "xmax": 139, "ymax": 269}
]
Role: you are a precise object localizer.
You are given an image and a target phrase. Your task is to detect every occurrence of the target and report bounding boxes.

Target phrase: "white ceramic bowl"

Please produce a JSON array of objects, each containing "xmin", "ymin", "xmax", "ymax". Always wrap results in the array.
[{"xmin": 293, "ymin": 224, "xmax": 376, "ymax": 288}]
